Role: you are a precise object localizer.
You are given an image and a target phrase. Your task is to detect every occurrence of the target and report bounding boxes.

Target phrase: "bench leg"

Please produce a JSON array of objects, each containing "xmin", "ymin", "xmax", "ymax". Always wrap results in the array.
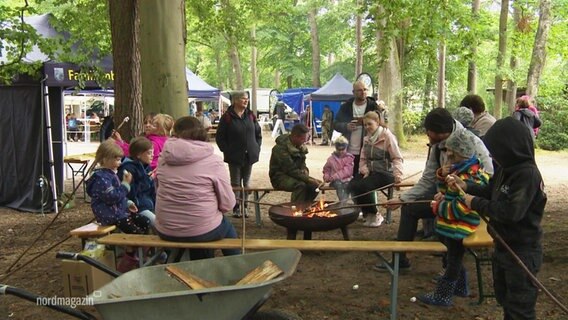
[
  {"xmin": 386, "ymin": 186, "xmax": 394, "ymax": 224},
  {"xmin": 468, "ymin": 248, "xmax": 494, "ymax": 305},
  {"xmin": 303, "ymin": 231, "xmax": 312, "ymax": 240},
  {"xmin": 254, "ymin": 191, "xmax": 262, "ymax": 227},
  {"xmin": 374, "ymin": 251, "xmax": 400, "ymax": 320}
]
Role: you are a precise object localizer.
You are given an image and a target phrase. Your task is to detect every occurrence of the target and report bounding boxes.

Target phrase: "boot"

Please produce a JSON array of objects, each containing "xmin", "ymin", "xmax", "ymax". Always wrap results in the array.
[
  {"xmin": 417, "ymin": 276, "xmax": 457, "ymax": 306},
  {"xmin": 454, "ymin": 268, "xmax": 470, "ymax": 297}
]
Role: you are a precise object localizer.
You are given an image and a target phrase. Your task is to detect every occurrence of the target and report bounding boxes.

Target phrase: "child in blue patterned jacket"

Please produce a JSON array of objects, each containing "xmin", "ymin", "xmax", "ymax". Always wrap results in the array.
[{"xmin": 86, "ymin": 140, "xmax": 151, "ymax": 272}]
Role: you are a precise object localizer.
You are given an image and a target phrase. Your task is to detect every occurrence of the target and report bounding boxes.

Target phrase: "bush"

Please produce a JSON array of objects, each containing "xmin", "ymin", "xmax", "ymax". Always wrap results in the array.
[
  {"xmin": 403, "ymin": 109, "xmax": 427, "ymax": 136},
  {"xmin": 535, "ymin": 96, "xmax": 568, "ymax": 151}
]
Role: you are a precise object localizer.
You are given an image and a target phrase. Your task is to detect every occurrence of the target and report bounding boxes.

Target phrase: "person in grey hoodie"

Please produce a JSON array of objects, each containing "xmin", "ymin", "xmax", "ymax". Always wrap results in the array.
[{"xmin": 155, "ymin": 116, "xmax": 240, "ymax": 260}]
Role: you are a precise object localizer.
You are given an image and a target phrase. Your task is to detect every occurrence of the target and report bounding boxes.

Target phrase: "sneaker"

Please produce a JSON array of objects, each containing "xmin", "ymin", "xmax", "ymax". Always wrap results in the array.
[
  {"xmin": 117, "ymin": 253, "xmax": 139, "ymax": 273},
  {"xmin": 373, "ymin": 259, "xmax": 411, "ymax": 272},
  {"xmin": 232, "ymin": 211, "xmax": 242, "ymax": 218},
  {"xmin": 367, "ymin": 214, "xmax": 384, "ymax": 228},
  {"xmin": 357, "ymin": 212, "xmax": 364, "ymax": 221}
]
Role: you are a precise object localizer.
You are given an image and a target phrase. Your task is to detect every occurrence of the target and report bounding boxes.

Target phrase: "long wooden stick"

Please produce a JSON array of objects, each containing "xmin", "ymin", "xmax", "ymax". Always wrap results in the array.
[{"xmin": 323, "ymin": 170, "xmax": 423, "ymax": 207}]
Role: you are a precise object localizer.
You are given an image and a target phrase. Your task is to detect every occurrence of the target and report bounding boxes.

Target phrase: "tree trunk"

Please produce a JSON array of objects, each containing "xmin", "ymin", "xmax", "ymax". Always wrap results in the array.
[
  {"xmin": 423, "ymin": 57, "xmax": 434, "ymax": 110},
  {"xmin": 251, "ymin": 25, "xmax": 258, "ymax": 115},
  {"xmin": 215, "ymin": 50, "xmax": 223, "ymax": 91},
  {"xmin": 354, "ymin": 0, "xmax": 363, "ymax": 77},
  {"xmin": 437, "ymin": 41, "xmax": 446, "ymax": 108},
  {"xmin": 229, "ymin": 42, "xmax": 244, "ymax": 90},
  {"xmin": 308, "ymin": 8, "xmax": 321, "ymax": 87},
  {"xmin": 108, "ymin": 0, "xmax": 143, "ymax": 139},
  {"xmin": 494, "ymin": 0, "xmax": 509, "ymax": 120},
  {"xmin": 467, "ymin": 0, "xmax": 480, "ymax": 94},
  {"xmin": 506, "ymin": 4, "xmax": 521, "ymax": 113},
  {"xmin": 139, "ymin": 0, "xmax": 187, "ymax": 119},
  {"xmin": 376, "ymin": 7, "xmax": 405, "ymax": 146},
  {"xmin": 526, "ymin": 0, "xmax": 552, "ymax": 98},
  {"xmin": 274, "ymin": 70, "xmax": 281, "ymax": 88}
]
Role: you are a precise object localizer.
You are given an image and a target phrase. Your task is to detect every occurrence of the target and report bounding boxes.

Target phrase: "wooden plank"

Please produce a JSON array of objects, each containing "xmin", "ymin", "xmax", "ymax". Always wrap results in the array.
[
  {"xmin": 235, "ymin": 260, "xmax": 283, "ymax": 285},
  {"xmin": 70, "ymin": 223, "xmax": 116, "ymax": 238},
  {"xmin": 463, "ymin": 220, "xmax": 494, "ymax": 248},
  {"xmin": 165, "ymin": 265, "xmax": 219, "ymax": 289},
  {"xmin": 97, "ymin": 234, "xmax": 449, "ymax": 253},
  {"xmin": 64, "ymin": 153, "xmax": 96, "ymax": 163}
]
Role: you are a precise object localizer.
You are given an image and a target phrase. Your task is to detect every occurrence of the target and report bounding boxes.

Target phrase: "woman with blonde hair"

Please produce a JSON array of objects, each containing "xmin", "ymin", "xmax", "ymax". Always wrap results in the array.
[{"xmin": 348, "ymin": 111, "xmax": 403, "ymax": 227}]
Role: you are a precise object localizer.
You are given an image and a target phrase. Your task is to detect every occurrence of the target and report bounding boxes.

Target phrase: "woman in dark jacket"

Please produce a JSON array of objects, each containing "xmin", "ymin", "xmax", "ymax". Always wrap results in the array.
[{"xmin": 216, "ymin": 91, "xmax": 262, "ymax": 217}]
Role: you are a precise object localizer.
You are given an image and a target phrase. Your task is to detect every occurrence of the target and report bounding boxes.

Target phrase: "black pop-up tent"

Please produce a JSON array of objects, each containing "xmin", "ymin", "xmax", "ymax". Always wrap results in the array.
[{"xmin": 0, "ymin": 14, "xmax": 113, "ymax": 212}]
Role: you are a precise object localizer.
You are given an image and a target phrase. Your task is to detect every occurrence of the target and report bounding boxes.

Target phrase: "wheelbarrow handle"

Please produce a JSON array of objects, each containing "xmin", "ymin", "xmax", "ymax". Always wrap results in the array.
[
  {"xmin": 56, "ymin": 251, "xmax": 121, "ymax": 278},
  {"xmin": 0, "ymin": 284, "xmax": 96, "ymax": 320}
]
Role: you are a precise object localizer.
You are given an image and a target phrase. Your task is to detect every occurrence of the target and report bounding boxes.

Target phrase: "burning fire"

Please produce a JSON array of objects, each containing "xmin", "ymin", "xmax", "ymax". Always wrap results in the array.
[{"xmin": 292, "ymin": 197, "xmax": 337, "ymax": 218}]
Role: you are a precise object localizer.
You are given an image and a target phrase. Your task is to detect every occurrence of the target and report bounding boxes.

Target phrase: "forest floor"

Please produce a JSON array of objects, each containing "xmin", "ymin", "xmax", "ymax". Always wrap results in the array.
[{"xmin": 1, "ymin": 131, "xmax": 567, "ymax": 320}]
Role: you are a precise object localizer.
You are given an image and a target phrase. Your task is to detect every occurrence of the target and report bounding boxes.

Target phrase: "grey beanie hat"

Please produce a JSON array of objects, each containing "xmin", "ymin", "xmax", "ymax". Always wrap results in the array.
[
  {"xmin": 445, "ymin": 128, "xmax": 477, "ymax": 158},
  {"xmin": 453, "ymin": 107, "xmax": 474, "ymax": 127}
]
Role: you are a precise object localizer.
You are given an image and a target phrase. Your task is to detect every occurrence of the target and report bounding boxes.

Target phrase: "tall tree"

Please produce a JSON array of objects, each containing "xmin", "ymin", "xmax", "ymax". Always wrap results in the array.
[
  {"xmin": 506, "ymin": 2, "xmax": 522, "ymax": 113},
  {"xmin": 354, "ymin": 0, "xmax": 363, "ymax": 77},
  {"xmin": 437, "ymin": 41, "xmax": 446, "ymax": 108},
  {"xmin": 139, "ymin": 0, "xmax": 188, "ymax": 119},
  {"xmin": 108, "ymin": 0, "xmax": 143, "ymax": 139},
  {"xmin": 307, "ymin": 7, "xmax": 321, "ymax": 87},
  {"xmin": 251, "ymin": 25, "xmax": 258, "ymax": 114},
  {"xmin": 375, "ymin": 5, "xmax": 404, "ymax": 145},
  {"xmin": 494, "ymin": 0, "xmax": 509, "ymax": 120},
  {"xmin": 466, "ymin": 0, "xmax": 480, "ymax": 94},
  {"xmin": 526, "ymin": 0, "xmax": 552, "ymax": 98}
]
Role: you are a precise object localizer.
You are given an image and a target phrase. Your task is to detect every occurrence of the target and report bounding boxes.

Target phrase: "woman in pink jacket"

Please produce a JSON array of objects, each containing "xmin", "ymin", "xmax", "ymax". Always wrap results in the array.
[
  {"xmin": 348, "ymin": 111, "xmax": 403, "ymax": 227},
  {"xmin": 322, "ymin": 136, "xmax": 354, "ymax": 202},
  {"xmin": 154, "ymin": 116, "xmax": 240, "ymax": 260}
]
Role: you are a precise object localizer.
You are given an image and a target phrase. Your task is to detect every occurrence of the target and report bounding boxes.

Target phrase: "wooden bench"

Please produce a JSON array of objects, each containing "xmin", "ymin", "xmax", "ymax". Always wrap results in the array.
[
  {"xmin": 234, "ymin": 182, "xmax": 415, "ymax": 227},
  {"xmin": 64, "ymin": 153, "xmax": 96, "ymax": 199},
  {"xmin": 69, "ymin": 222, "xmax": 117, "ymax": 247},
  {"xmin": 97, "ymin": 227, "xmax": 493, "ymax": 320}
]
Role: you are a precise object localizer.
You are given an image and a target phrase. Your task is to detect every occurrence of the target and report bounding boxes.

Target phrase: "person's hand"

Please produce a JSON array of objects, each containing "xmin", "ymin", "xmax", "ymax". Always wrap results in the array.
[
  {"xmin": 434, "ymin": 192, "xmax": 444, "ymax": 202},
  {"xmin": 446, "ymin": 174, "xmax": 466, "ymax": 192},
  {"xmin": 383, "ymin": 198, "xmax": 402, "ymax": 210},
  {"xmin": 111, "ymin": 130, "xmax": 122, "ymax": 141},
  {"xmin": 123, "ymin": 170, "xmax": 133, "ymax": 184},
  {"xmin": 440, "ymin": 164, "xmax": 452, "ymax": 177},
  {"xmin": 347, "ymin": 122, "xmax": 357, "ymax": 131},
  {"xmin": 309, "ymin": 177, "xmax": 323, "ymax": 187},
  {"xmin": 148, "ymin": 168, "xmax": 157, "ymax": 180},
  {"xmin": 394, "ymin": 176, "xmax": 402, "ymax": 184},
  {"xmin": 128, "ymin": 202, "xmax": 138, "ymax": 213}
]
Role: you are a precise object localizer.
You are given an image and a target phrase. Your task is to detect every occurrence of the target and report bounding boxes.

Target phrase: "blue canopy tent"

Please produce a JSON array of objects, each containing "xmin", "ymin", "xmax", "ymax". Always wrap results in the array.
[
  {"xmin": 308, "ymin": 73, "xmax": 353, "ymax": 135},
  {"xmin": 277, "ymin": 87, "xmax": 317, "ymax": 115},
  {"xmin": 185, "ymin": 68, "xmax": 220, "ymax": 100}
]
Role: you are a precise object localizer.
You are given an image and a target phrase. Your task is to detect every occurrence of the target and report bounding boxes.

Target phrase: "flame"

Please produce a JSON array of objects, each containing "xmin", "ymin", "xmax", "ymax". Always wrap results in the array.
[{"xmin": 292, "ymin": 195, "xmax": 337, "ymax": 218}]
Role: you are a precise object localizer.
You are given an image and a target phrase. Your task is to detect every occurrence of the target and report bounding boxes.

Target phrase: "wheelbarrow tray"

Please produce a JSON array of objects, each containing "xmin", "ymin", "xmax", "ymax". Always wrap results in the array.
[{"xmin": 90, "ymin": 249, "xmax": 301, "ymax": 320}]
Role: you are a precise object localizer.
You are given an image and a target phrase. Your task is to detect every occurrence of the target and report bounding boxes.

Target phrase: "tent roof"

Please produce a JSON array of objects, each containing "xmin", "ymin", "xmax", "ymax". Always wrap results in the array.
[
  {"xmin": 185, "ymin": 68, "xmax": 220, "ymax": 99},
  {"xmin": 310, "ymin": 73, "xmax": 353, "ymax": 101}
]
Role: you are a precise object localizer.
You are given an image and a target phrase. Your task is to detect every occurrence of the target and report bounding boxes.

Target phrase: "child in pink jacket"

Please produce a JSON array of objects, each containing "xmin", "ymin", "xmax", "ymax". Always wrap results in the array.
[{"xmin": 322, "ymin": 136, "xmax": 354, "ymax": 202}]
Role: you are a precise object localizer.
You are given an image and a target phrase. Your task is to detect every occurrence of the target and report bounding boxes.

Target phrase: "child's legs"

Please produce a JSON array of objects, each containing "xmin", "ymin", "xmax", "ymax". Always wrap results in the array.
[
  {"xmin": 440, "ymin": 236, "xmax": 465, "ymax": 281},
  {"xmin": 138, "ymin": 209, "xmax": 156, "ymax": 226},
  {"xmin": 117, "ymin": 216, "xmax": 148, "ymax": 234},
  {"xmin": 493, "ymin": 246, "xmax": 542, "ymax": 320},
  {"xmin": 330, "ymin": 180, "xmax": 349, "ymax": 201}
]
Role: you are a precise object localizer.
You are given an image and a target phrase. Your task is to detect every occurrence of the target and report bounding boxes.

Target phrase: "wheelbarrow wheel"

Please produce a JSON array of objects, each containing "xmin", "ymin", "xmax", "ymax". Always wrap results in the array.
[{"xmin": 251, "ymin": 309, "xmax": 302, "ymax": 320}]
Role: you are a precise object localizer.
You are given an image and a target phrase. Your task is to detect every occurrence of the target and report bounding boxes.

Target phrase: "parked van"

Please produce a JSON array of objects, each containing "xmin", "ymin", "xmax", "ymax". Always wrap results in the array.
[{"xmin": 245, "ymin": 88, "xmax": 275, "ymax": 114}]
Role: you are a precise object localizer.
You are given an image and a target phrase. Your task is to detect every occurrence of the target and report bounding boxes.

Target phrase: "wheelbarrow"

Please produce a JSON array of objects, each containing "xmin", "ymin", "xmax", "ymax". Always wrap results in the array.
[{"xmin": 1, "ymin": 249, "xmax": 301, "ymax": 320}]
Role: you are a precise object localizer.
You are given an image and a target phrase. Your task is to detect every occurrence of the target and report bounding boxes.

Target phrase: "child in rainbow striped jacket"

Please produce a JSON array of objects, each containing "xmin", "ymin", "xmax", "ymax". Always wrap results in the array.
[{"xmin": 418, "ymin": 128, "xmax": 490, "ymax": 306}]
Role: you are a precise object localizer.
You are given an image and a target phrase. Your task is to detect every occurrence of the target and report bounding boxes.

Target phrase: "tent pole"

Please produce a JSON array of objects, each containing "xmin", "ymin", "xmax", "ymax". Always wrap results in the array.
[{"xmin": 41, "ymin": 78, "xmax": 59, "ymax": 213}]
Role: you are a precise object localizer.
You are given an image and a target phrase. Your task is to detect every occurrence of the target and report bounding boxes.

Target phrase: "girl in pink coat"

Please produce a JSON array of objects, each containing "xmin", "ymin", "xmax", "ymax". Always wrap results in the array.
[
  {"xmin": 154, "ymin": 116, "xmax": 240, "ymax": 260},
  {"xmin": 322, "ymin": 136, "xmax": 354, "ymax": 202}
]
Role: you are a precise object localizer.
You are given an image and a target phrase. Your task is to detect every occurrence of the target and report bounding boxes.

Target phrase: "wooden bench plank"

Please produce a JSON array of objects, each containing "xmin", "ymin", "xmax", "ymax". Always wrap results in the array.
[
  {"xmin": 97, "ymin": 233, "xmax": 447, "ymax": 252},
  {"xmin": 70, "ymin": 223, "xmax": 116, "ymax": 238},
  {"xmin": 463, "ymin": 220, "xmax": 494, "ymax": 248}
]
